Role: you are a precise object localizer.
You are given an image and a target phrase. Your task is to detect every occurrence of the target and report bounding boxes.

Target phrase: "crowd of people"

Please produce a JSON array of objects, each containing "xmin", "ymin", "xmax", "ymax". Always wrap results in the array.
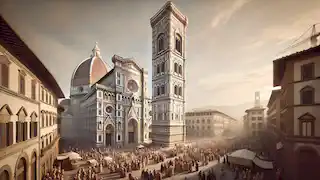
[
  {"xmin": 41, "ymin": 136, "xmax": 273, "ymax": 180},
  {"xmin": 42, "ymin": 166, "xmax": 65, "ymax": 180}
]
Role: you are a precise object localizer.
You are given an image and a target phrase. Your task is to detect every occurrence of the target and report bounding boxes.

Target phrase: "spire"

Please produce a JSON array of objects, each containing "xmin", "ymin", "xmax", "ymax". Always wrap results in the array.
[{"xmin": 92, "ymin": 42, "xmax": 101, "ymax": 58}]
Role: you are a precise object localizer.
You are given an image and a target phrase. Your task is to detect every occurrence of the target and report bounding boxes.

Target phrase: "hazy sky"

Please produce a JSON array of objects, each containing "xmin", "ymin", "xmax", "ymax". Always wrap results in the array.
[{"xmin": 1, "ymin": 0, "xmax": 320, "ymax": 110}]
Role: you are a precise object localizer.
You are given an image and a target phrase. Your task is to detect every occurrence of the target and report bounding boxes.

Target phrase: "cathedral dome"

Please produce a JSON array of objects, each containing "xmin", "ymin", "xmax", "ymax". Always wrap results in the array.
[{"xmin": 71, "ymin": 42, "xmax": 108, "ymax": 87}]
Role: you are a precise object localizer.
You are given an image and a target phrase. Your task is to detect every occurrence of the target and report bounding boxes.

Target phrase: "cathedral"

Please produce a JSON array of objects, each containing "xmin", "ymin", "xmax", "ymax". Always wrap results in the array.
[
  {"xmin": 60, "ymin": 1, "xmax": 188, "ymax": 148},
  {"xmin": 61, "ymin": 43, "xmax": 152, "ymax": 147}
]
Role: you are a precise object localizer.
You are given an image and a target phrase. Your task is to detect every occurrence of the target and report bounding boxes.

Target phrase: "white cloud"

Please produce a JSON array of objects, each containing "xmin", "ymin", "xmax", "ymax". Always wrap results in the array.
[{"xmin": 211, "ymin": 0, "xmax": 253, "ymax": 28}]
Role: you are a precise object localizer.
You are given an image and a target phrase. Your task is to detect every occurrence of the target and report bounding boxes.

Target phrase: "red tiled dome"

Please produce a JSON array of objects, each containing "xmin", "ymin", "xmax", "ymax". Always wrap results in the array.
[{"xmin": 71, "ymin": 43, "xmax": 108, "ymax": 87}]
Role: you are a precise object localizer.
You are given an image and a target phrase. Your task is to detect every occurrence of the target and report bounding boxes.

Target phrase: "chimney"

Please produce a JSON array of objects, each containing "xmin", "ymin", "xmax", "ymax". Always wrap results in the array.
[{"xmin": 254, "ymin": 91, "xmax": 261, "ymax": 107}]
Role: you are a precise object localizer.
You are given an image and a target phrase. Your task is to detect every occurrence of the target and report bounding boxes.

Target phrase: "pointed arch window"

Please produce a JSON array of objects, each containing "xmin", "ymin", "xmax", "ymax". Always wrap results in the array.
[
  {"xmin": 0, "ymin": 104, "xmax": 13, "ymax": 148},
  {"xmin": 160, "ymin": 62, "xmax": 165, "ymax": 73},
  {"xmin": 178, "ymin": 86, "xmax": 182, "ymax": 96},
  {"xmin": 16, "ymin": 107, "xmax": 28, "ymax": 142},
  {"xmin": 175, "ymin": 34, "xmax": 182, "ymax": 54},
  {"xmin": 300, "ymin": 86, "xmax": 314, "ymax": 105},
  {"xmin": 178, "ymin": 65, "xmax": 182, "ymax": 75},
  {"xmin": 157, "ymin": 33, "xmax": 165, "ymax": 53},
  {"xmin": 160, "ymin": 85, "xmax": 165, "ymax": 95},
  {"xmin": 174, "ymin": 85, "xmax": 178, "ymax": 95},
  {"xmin": 298, "ymin": 113, "xmax": 315, "ymax": 137},
  {"xmin": 174, "ymin": 63, "xmax": 178, "ymax": 73},
  {"xmin": 0, "ymin": 55, "xmax": 10, "ymax": 88}
]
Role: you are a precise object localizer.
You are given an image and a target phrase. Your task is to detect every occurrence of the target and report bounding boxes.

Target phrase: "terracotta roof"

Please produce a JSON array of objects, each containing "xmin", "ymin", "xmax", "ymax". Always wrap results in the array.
[
  {"xmin": 0, "ymin": 15, "xmax": 65, "ymax": 98},
  {"xmin": 71, "ymin": 55, "xmax": 108, "ymax": 87},
  {"xmin": 273, "ymin": 45, "xmax": 320, "ymax": 87},
  {"xmin": 273, "ymin": 44, "xmax": 320, "ymax": 63}
]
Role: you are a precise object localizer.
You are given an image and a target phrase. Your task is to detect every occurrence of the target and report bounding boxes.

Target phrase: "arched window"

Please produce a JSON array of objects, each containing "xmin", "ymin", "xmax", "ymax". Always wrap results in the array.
[
  {"xmin": 156, "ymin": 64, "xmax": 160, "ymax": 74},
  {"xmin": 174, "ymin": 63, "xmax": 178, "ymax": 73},
  {"xmin": 31, "ymin": 153, "xmax": 37, "ymax": 180},
  {"xmin": 0, "ymin": 55, "xmax": 10, "ymax": 88},
  {"xmin": 157, "ymin": 34, "xmax": 165, "ymax": 52},
  {"xmin": 0, "ymin": 170, "xmax": 9, "ymax": 180},
  {"xmin": 178, "ymin": 65, "xmax": 182, "ymax": 74},
  {"xmin": 160, "ymin": 62, "xmax": 165, "ymax": 73},
  {"xmin": 300, "ymin": 86, "xmax": 314, "ymax": 105},
  {"xmin": 0, "ymin": 104, "xmax": 13, "ymax": 148},
  {"xmin": 175, "ymin": 34, "xmax": 182, "ymax": 54},
  {"xmin": 16, "ymin": 158, "xmax": 27, "ymax": 180},
  {"xmin": 174, "ymin": 85, "xmax": 178, "ymax": 95},
  {"xmin": 160, "ymin": 85, "xmax": 165, "ymax": 95},
  {"xmin": 118, "ymin": 122, "xmax": 121, "ymax": 130},
  {"xmin": 178, "ymin": 86, "xmax": 182, "ymax": 96}
]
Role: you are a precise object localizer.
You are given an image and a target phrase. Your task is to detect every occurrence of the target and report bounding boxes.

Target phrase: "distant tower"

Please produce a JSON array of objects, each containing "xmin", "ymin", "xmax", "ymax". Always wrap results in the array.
[
  {"xmin": 150, "ymin": 1, "xmax": 188, "ymax": 146},
  {"xmin": 254, "ymin": 91, "xmax": 261, "ymax": 107}
]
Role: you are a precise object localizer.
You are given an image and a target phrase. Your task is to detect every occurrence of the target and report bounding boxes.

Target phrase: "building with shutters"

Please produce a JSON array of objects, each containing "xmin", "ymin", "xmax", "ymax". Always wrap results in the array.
[
  {"xmin": 0, "ymin": 16, "xmax": 64, "ymax": 180},
  {"xmin": 266, "ymin": 44, "xmax": 320, "ymax": 180}
]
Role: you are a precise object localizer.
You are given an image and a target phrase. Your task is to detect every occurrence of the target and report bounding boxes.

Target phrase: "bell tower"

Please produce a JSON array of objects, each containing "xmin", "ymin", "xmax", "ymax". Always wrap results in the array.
[{"xmin": 150, "ymin": 1, "xmax": 188, "ymax": 146}]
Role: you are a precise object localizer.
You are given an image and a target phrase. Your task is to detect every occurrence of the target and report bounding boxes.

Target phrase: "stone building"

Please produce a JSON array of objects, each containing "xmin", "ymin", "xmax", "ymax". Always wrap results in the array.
[
  {"xmin": 185, "ymin": 110, "xmax": 236, "ymax": 138},
  {"xmin": 267, "ymin": 44, "xmax": 320, "ymax": 180},
  {"xmin": 0, "ymin": 16, "xmax": 64, "ymax": 180},
  {"xmin": 150, "ymin": 1, "xmax": 188, "ymax": 146},
  {"xmin": 61, "ymin": 44, "xmax": 152, "ymax": 148},
  {"xmin": 244, "ymin": 92, "xmax": 265, "ymax": 137}
]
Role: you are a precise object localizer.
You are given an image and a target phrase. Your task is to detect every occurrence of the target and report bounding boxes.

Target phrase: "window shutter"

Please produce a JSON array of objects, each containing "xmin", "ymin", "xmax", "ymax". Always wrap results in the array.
[
  {"xmin": 34, "ymin": 122, "xmax": 38, "ymax": 137},
  {"xmin": 0, "ymin": 124, "xmax": 6, "ymax": 148},
  {"xmin": 16, "ymin": 122, "xmax": 19, "ymax": 142},
  {"xmin": 30, "ymin": 123, "xmax": 33, "ymax": 138},
  {"xmin": 8, "ymin": 122, "xmax": 13, "ymax": 145},
  {"xmin": 24, "ymin": 122, "xmax": 28, "ymax": 140}
]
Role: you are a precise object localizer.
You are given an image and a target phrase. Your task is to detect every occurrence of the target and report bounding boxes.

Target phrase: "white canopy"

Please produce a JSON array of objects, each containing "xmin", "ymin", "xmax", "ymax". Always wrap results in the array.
[
  {"xmin": 62, "ymin": 151, "xmax": 82, "ymax": 160},
  {"xmin": 228, "ymin": 149, "xmax": 256, "ymax": 167},
  {"xmin": 56, "ymin": 155, "xmax": 68, "ymax": 161},
  {"xmin": 87, "ymin": 159, "xmax": 98, "ymax": 166},
  {"xmin": 253, "ymin": 157, "xmax": 273, "ymax": 169},
  {"xmin": 104, "ymin": 156, "xmax": 113, "ymax": 162},
  {"xmin": 137, "ymin": 144, "xmax": 145, "ymax": 149}
]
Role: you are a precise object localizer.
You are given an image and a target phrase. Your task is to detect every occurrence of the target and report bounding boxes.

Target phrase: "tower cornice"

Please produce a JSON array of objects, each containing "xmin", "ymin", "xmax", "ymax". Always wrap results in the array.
[{"xmin": 150, "ymin": 1, "xmax": 188, "ymax": 27}]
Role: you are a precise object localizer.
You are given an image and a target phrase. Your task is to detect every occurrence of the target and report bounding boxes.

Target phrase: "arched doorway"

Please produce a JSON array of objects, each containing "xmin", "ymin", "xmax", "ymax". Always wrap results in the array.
[
  {"xmin": 105, "ymin": 124, "xmax": 114, "ymax": 146},
  {"xmin": 297, "ymin": 147, "xmax": 319, "ymax": 180},
  {"xmin": 31, "ymin": 153, "xmax": 37, "ymax": 180},
  {"xmin": 128, "ymin": 119, "xmax": 137, "ymax": 144},
  {"xmin": 0, "ymin": 170, "xmax": 9, "ymax": 180},
  {"xmin": 16, "ymin": 157, "xmax": 27, "ymax": 180}
]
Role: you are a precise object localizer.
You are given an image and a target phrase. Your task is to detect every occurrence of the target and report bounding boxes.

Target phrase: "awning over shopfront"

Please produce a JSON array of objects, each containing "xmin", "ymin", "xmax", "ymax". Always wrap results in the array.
[{"xmin": 253, "ymin": 157, "xmax": 274, "ymax": 169}]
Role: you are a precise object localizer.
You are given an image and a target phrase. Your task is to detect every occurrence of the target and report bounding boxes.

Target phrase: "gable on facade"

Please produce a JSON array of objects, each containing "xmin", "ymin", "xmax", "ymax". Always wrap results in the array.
[
  {"xmin": 127, "ymin": 103, "xmax": 138, "ymax": 120},
  {"xmin": 104, "ymin": 114, "xmax": 114, "ymax": 127},
  {"xmin": 298, "ymin": 112, "xmax": 316, "ymax": 121}
]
